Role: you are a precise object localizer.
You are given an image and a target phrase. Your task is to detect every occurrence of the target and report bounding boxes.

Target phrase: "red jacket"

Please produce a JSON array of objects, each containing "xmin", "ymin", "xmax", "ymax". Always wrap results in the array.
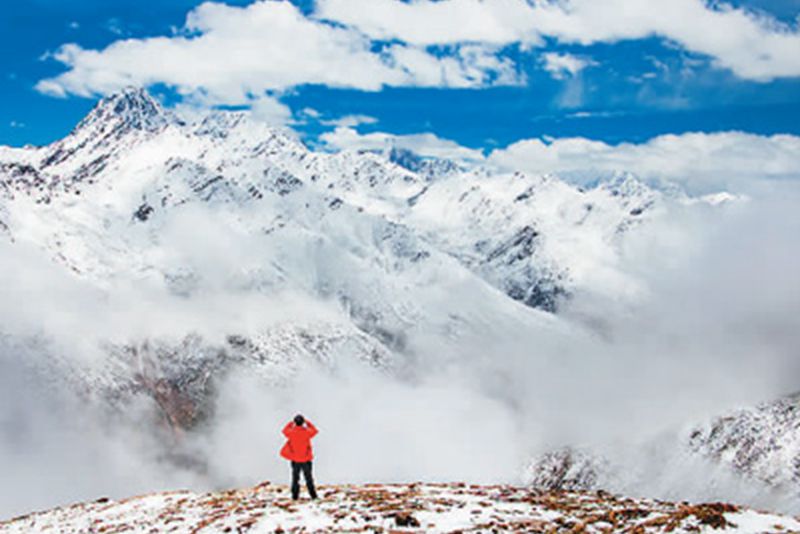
[{"xmin": 279, "ymin": 421, "xmax": 318, "ymax": 462}]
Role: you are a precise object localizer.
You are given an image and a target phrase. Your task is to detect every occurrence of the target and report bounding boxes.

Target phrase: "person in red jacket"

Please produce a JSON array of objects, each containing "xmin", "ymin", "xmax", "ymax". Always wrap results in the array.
[{"xmin": 280, "ymin": 414, "xmax": 318, "ymax": 500}]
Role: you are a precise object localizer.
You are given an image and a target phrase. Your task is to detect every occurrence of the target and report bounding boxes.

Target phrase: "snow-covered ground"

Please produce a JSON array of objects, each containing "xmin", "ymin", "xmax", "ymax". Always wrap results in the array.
[{"xmin": 2, "ymin": 482, "xmax": 798, "ymax": 533}]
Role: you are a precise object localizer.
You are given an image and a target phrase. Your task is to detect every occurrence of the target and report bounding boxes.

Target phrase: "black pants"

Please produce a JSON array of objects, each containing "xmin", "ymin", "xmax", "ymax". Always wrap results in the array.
[{"xmin": 291, "ymin": 461, "xmax": 317, "ymax": 500}]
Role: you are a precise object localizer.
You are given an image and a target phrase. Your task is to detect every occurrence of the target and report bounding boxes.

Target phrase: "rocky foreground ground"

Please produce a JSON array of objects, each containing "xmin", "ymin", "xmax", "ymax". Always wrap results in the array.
[{"xmin": 1, "ymin": 482, "xmax": 799, "ymax": 533}]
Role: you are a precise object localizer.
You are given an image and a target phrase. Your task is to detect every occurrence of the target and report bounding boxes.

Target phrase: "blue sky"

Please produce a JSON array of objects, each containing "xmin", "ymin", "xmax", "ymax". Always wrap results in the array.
[{"xmin": 1, "ymin": 0, "xmax": 799, "ymax": 150}]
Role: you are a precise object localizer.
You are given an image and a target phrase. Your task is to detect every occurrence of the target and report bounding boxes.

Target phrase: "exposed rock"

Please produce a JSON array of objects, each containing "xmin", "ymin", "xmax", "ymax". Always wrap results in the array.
[
  {"xmin": 526, "ymin": 447, "xmax": 607, "ymax": 491},
  {"xmin": 687, "ymin": 392, "xmax": 800, "ymax": 494}
]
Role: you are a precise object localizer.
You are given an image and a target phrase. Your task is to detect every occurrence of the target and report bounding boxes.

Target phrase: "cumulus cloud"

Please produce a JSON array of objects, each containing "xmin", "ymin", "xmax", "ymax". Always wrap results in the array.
[
  {"xmin": 317, "ymin": 127, "xmax": 800, "ymax": 192},
  {"xmin": 488, "ymin": 131, "xmax": 800, "ymax": 192},
  {"xmin": 35, "ymin": 1, "xmax": 522, "ymax": 105},
  {"xmin": 319, "ymin": 126, "xmax": 485, "ymax": 160},
  {"xmin": 249, "ymin": 95, "xmax": 294, "ymax": 126},
  {"xmin": 37, "ymin": 0, "xmax": 800, "ymax": 112},
  {"xmin": 320, "ymin": 114, "xmax": 378, "ymax": 128},
  {"xmin": 315, "ymin": 0, "xmax": 545, "ymax": 46},
  {"xmin": 541, "ymin": 52, "xmax": 596, "ymax": 79},
  {"xmin": 318, "ymin": 0, "xmax": 800, "ymax": 81}
]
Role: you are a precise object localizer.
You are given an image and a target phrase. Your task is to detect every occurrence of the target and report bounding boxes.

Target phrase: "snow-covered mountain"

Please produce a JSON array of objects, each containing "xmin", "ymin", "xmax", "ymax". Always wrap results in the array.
[
  {"xmin": 0, "ymin": 87, "xmax": 678, "ymax": 398},
  {"xmin": 0, "ymin": 87, "xmax": 667, "ymax": 307},
  {"xmin": 27, "ymin": 88, "xmax": 753, "ymax": 309},
  {"xmin": 3, "ymin": 87, "xmax": 776, "ymax": 517}
]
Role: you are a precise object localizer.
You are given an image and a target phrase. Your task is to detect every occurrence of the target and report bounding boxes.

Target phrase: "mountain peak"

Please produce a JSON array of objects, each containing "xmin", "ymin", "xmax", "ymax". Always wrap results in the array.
[
  {"xmin": 74, "ymin": 86, "xmax": 178, "ymax": 134},
  {"xmin": 585, "ymin": 171, "xmax": 655, "ymax": 199},
  {"xmin": 383, "ymin": 146, "xmax": 462, "ymax": 180}
]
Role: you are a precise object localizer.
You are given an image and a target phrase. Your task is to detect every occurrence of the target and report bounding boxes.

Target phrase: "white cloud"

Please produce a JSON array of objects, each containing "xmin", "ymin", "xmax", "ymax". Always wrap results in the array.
[
  {"xmin": 318, "ymin": 0, "xmax": 800, "ymax": 81},
  {"xmin": 250, "ymin": 95, "xmax": 293, "ymax": 126},
  {"xmin": 488, "ymin": 131, "xmax": 800, "ymax": 192},
  {"xmin": 320, "ymin": 126, "xmax": 485, "ymax": 161},
  {"xmin": 541, "ymin": 52, "xmax": 596, "ymax": 79},
  {"xmin": 38, "ymin": 0, "xmax": 799, "ymax": 109},
  {"xmin": 104, "ymin": 18, "xmax": 126, "ymax": 37},
  {"xmin": 318, "ymin": 127, "xmax": 800, "ymax": 192},
  {"xmin": 36, "ymin": 79, "xmax": 68, "ymax": 98},
  {"xmin": 36, "ymin": 1, "xmax": 522, "ymax": 105},
  {"xmin": 382, "ymin": 43, "xmax": 522, "ymax": 88},
  {"xmin": 320, "ymin": 114, "xmax": 378, "ymax": 128},
  {"xmin": 316, "ymin": 0, "xmax": 543, "ymax": 46},
  {"xmin": 565, "ymin": 110, "xmax": 625, "ymax": 119},
  {"xmin": 300, "ymin": 107, "xmax": 321, "ymax": 119}
]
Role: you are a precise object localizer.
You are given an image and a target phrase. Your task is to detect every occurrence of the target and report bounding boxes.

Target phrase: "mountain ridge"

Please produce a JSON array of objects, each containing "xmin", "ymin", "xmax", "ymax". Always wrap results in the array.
[
  {"xmin": 2, "ymin": 481, "xmax": 797, "ymax": 533},
  {"xmin": 0, "ymin": 87, "xmax": 692, "ymax": 311}
]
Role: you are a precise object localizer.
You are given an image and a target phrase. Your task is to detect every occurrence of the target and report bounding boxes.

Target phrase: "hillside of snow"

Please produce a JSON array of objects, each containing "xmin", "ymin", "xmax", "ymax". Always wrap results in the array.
[
  {"xmin": 2, "ymin": 482, "xmax": 798, "ymax": 534},
  {"xmin": 0, "ymin": 87, "xmax": 695, "ymax": 310},
  {"xmin": 0, "ymin": 87, "xmax": 681, "ymax": 438}
]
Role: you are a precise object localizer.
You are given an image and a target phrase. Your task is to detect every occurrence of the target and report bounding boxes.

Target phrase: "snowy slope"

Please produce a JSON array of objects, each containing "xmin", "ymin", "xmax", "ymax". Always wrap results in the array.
[
  {"xmin": 0, "ymin": 87, "xmax": 683, "ymax": 410},
  {"xmin": 0, "ymin": 87, "xmax": 686, "ymax": 312},
  {"xmin": 2, "ymin": 482, "xmax": 798, "ymax": 534}
]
